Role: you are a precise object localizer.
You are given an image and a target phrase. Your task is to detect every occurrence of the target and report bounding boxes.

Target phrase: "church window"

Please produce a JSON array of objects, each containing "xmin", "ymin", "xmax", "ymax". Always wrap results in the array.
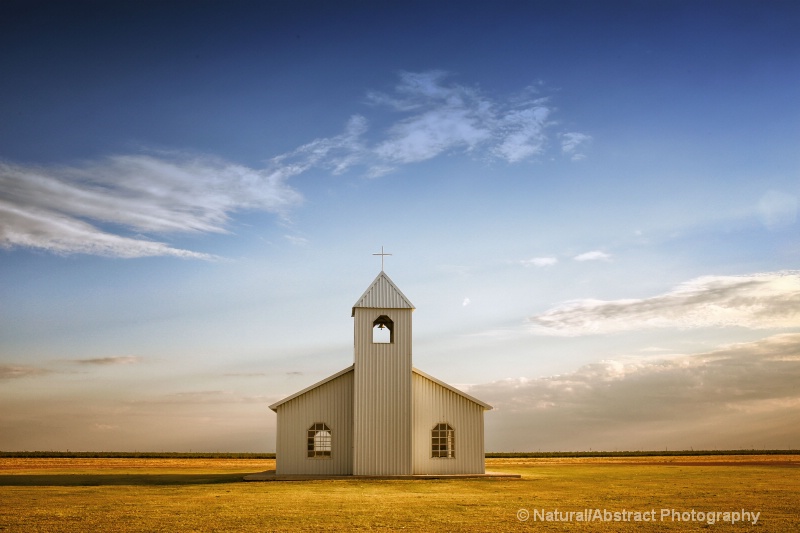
[
  {"xmin": 431, "ymin": 423, "xmax": 455, "ymax": 458},
  {"xmin": 372, "ymin": 315, "xmax": 394, "ymax": 343},
  {"xmin": 307, "ymin": 422, "xmax": 331, "ymax": 458}
]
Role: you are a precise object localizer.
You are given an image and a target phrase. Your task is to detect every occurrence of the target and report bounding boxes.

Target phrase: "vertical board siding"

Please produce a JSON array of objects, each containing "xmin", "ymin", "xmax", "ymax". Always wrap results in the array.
[
  {"xmin": 272, "ymin": 273, "xmax": 491, "ymax": 477},
  {"xmin": 353, "ymin": 307, "xmax": 413, "ymax": 475},
  {"xmin": 412, "ymin": 372, "xmax": 486, "ymax": 475},
  {"xmin": 275, "ymin": 370, "xmax": 353, "ymax": 475},
  {"xmin": 351, "ymin": 272, "xmax": 414, "ymax": 312}
]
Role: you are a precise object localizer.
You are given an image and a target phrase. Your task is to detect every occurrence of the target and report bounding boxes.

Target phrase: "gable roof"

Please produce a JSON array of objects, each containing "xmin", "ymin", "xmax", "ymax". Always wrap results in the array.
[
  {"xmin": 268, "ymin": 365, "xmax": 354, "ymax": 412},
  {"xmin": 351, "ymin": 271, "xmax": 415, "ymax": 316},
  {"xmin": 412, "ymin": 367, "xmax": 493, "ymax": 411},
  {"xmin": 268, "ymin": 364, "xmax": 492, "ymax": 412}
]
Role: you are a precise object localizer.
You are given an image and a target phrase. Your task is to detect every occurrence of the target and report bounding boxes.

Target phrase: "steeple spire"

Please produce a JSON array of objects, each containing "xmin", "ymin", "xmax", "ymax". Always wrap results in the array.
[{"xmin": 352, "ymin": 270, "xmax": 414, "ymax": 317}]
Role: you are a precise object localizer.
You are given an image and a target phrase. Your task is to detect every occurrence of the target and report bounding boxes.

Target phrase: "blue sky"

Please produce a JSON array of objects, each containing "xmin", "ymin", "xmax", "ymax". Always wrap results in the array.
[{"xmin": 1, "ymin": 0, "xmax": 799, "ymax": 452}]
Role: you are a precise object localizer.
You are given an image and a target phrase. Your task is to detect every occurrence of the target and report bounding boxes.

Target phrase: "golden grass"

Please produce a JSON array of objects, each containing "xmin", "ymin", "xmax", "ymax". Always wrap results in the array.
[{"xmin": 1, "ymin": 456, "xmax": 798, "ymax": 531}]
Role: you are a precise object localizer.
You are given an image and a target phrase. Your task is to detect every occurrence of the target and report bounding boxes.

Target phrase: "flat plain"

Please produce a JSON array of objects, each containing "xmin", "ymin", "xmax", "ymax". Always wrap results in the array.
[{"xmin": 1, "ymin": 455, "xmax": 797, "ymax": 532}]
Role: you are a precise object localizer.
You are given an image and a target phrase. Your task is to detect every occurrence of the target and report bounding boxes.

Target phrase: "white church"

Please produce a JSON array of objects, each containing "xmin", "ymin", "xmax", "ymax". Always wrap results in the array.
[{"xmin": 269, "ymin": 269, "xmax": 492, "ymax": 476}]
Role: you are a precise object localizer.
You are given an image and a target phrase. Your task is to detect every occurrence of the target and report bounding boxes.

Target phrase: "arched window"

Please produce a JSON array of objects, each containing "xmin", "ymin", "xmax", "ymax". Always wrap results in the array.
[
  {"xmin": 431, "ymin": 423, "xmax": 455, "ymax": 458},
  {"xmin": 372, "ymin": 315, "xmax": 394, "ymax": 344},
  {"xmin": 307, "ymin": 422, "xmax": 331, "ymax": 458}
]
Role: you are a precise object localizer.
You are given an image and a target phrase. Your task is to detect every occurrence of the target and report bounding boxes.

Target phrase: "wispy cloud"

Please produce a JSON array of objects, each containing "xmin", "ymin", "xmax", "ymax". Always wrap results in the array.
[
  {"xmin": 284, "ymin": 234, "xmax": 309, "ymax": 246},
  {"xmin": 560, "ymin": 132, "xmax": 592, "ymax": 161},
  {"xmin": 529, "ymin": 270, "xmax": 800, "ymax": 335},
  {"xmin": 268, "ymin": 115, "xmax": 369, "ymax": 176},
  {"xmin": 71, "ymin": 356, "xmax": 142, "ymax": 365},
  {"xmin": 520, "ymin": 257, "xmax": 558, "ymax": 267},
  {"xmin": 0, "ymin": 364, "xmax": 50, "ymax": 380},
  {"xmin": 0, "ymin": 154, "xmax": 301, "ymax": 259},
  {"xmin": 574, "ymin": 250, "xmax": 611, "ymax": 262},
  {"xmin": 369, "ymin": 71, "xmax": 563, "ymax": 168},
  {"xmin": 1, "ymin": 71, "xmax": 586, "ymax": 259},
  {"xmin": 265, "ymin": 71, "xmax": 577, "ymax": 181},
  {"xmin": 371, "ymin": 76, "xmax": 492, "ymax": 164},
  {"xmin": 474, "ymin": 333, "xmax": 800, "ymax": 450}
]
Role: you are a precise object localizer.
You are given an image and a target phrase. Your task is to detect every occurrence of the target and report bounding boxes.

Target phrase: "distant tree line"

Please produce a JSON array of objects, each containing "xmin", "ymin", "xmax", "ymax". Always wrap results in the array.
[
  {"xmin": 1, "ymin": 449, "xmax": 797, "ymax": 459},
  {"xmin": 486, "ymin": 450, "xmax": 799, "ymax": 458},
  {"xmin": 0, "ymin": 451, "xmax": 277, "ymax": 459}
]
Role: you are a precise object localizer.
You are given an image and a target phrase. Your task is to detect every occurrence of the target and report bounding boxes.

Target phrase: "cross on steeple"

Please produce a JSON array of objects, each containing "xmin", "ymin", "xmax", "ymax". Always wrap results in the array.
[{"xmin": 373, "ymin": 246, "xmax": 392, "ymax": 271}]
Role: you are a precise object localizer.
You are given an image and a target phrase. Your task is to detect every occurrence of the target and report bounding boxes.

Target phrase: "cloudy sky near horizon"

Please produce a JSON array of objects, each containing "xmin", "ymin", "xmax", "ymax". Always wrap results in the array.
[{"xmin": 1, "ymin": 0, "xmax": 799, "ymax": 452}]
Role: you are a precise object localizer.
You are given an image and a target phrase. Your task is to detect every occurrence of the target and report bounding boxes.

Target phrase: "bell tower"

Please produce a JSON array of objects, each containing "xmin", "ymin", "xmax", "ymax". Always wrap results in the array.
[{"xmin": 351, "ymin": 269, "xmax": 414, "ymax": 475}]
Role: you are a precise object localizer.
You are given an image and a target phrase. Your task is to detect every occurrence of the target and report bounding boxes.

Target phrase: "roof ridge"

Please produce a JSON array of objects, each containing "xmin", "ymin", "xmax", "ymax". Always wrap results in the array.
[
  {"xmin": 351, "ymin": 271, "xmax": 414, "ymax": 316},
  {"xmin": 269, "ymin": 365, "xmax": 355, "ymax": 411},
  {"xmin": 269, "ymin": 364, "xmax": 492, "ymax": 412},
  {"xmin": 412, "ymin": 367, "xmax": 493, "ymax": 410}
]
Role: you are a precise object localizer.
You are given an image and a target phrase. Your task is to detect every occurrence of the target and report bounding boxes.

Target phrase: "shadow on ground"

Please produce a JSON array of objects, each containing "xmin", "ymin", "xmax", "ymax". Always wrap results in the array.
[{"xmin": 0, "ymin": 473, "xmax": 251, "ymax": 487}]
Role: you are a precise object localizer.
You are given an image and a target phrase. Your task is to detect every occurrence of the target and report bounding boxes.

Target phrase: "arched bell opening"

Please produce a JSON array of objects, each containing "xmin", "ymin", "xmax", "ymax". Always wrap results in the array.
[{"xmin": 372, "ymin": 315, "xmax": 394, "ymax": 344}]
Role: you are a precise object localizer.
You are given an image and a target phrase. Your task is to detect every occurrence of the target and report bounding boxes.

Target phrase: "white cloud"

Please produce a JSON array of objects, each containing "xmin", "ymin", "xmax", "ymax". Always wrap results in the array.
[
  {"xmin": 284, "ymin": 235, "xmax": 309, "ymax": 246},
  {"xmin": 560, "ymin": 132, "xmax": 592, "ymax": 161},
  {"xmin": 474, "ymin": 333, "xmax": 800, "ymax": 451},
  {"xmin": 71, "ymin": 356, "xmax": 142, "ymax": 365},
  {"xmin": 462, "ymin": 297, "xmax": 471, "ymax": 307},
  {"xmin": 374, "ymin": 106, "xmax": 491, "ymax": 164},
  {"xmin": 0, "ymin": 202, "xmax": 212, "ymax": 259},
  {"xmin": 492, "ymin": 104, "xmax": 551, "ymax": 162},
  {"xmin": 0, "ymin": 364, "xmax": 50, "ymax": 379},
  {"xmin": 0, "ymin": 155, "xmax": 301, "ymax": 259},
  {"xmin": 521, "ymin": 257, "xmax": 557, "ymax": 267},
  {"xmin": 367, "ymin": 71, "xmax": 579, "ymax": 168},
  {"xmin": 269, "ymin": 115, "xmax": 369, "ymax": 176},
  {"xmin": 757, "ymin": 190, "xmax": 797, "ymax": 229},
  {"xmin": 573, "ymin": 250, "xmax": 611, "ymax": 261},
  {"xmin": 0, "ymin": 71, "xmax": 588, "ymax": 259},
  {"xmin": 370, "ymin": 72, "xmax": 493, "ymax": 164},
  {"xmin": 529, "ymin": 270, "xmax": 800, "ymax": 335}
]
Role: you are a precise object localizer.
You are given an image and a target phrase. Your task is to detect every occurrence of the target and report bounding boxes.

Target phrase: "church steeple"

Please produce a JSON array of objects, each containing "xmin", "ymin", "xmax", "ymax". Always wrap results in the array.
[
  {"xmin": 351, "ymin": 271, "xmax": 415, "ymax": 317},
  {"xmin": 351, "ymin": 269, "xmax": 414, "ymax": 475}
]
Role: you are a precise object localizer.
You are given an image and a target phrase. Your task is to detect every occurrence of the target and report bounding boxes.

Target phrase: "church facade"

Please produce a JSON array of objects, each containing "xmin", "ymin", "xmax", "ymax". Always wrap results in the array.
[{"xmin": 269, "ymin": 271, "xmax": 492, "ymax": 476}]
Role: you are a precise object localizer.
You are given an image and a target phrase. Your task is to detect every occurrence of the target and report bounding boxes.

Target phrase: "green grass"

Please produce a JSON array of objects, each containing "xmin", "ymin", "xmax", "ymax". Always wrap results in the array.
[{"xmin": 1, "ymin": 456, "xmax": 798, "ymax": 532}]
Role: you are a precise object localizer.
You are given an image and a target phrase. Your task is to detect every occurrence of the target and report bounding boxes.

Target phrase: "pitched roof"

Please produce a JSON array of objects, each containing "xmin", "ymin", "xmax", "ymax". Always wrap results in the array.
[
  {"xmin": 268, "ymin": 365, "xmax": 354, "ymax": 412},
  {"xmin": 268, "ymin": 365, "xmax": 492, "ymax": 412},
  {"xmin": 412, "ymin": 367, "xmax": 493, "ymax": 411},
  {"xmin": 351, "ymin": 271, "xmax": 415, "ymax": 316}
]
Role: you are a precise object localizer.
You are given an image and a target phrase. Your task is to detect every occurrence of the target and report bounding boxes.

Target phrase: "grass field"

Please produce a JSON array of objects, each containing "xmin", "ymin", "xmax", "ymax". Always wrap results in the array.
[{"xmin": 1, "ymin": 455, "xmax": 798, "ymax": 531}]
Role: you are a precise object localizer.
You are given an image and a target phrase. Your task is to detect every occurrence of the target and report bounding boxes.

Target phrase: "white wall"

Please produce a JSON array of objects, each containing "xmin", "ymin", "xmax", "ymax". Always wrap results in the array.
[
  {"xmin": 275, "ymin": 370, "xmax": 354, "ymax": 475},
  {"xmin": 412, "ymin": 372, "xmax": 486, "ymax": 475},
  {"xmin": 353, "ymin": 307, "xmax": 413, "ymax": 475}
]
